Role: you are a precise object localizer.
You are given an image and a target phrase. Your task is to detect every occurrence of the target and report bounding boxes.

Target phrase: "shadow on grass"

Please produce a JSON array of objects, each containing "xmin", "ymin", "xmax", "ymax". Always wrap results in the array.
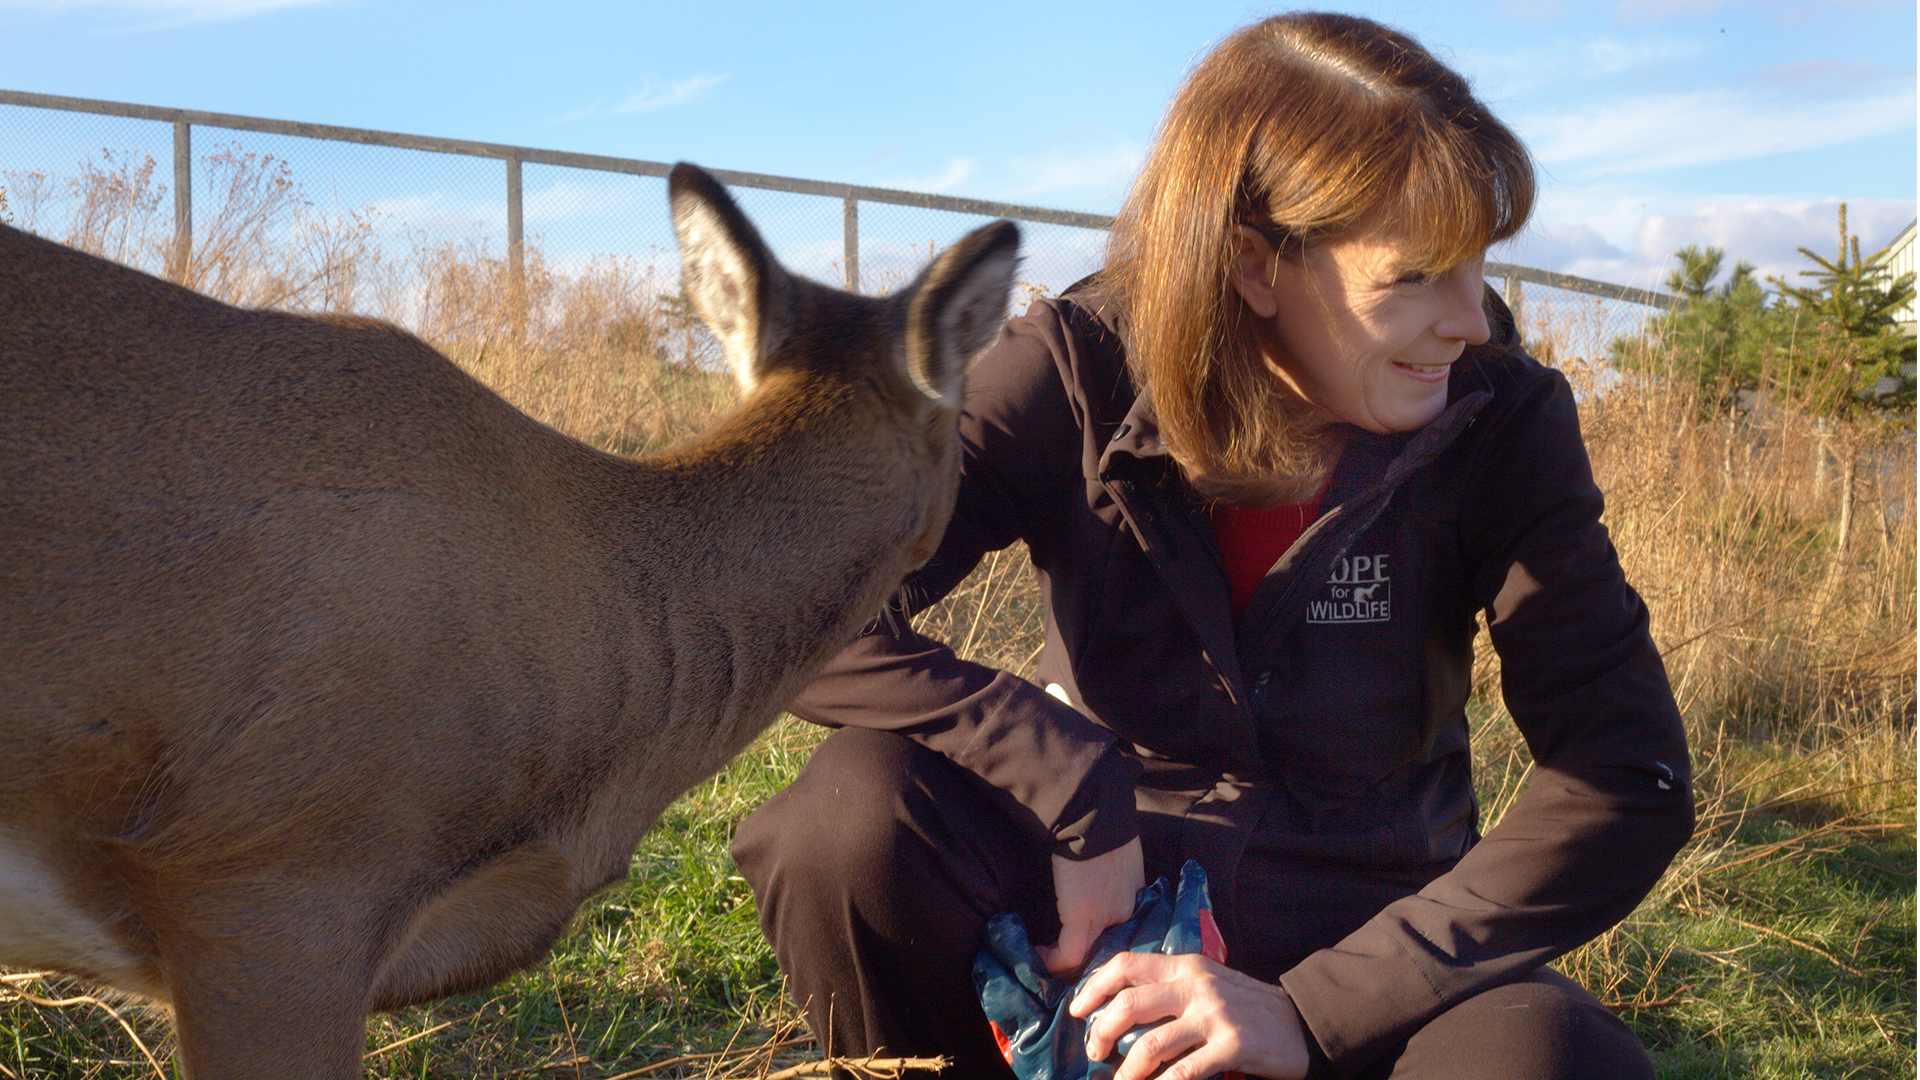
[{"xmin": 1628, "ymin": 827, "xmax": 1915, "ymax": 1080}]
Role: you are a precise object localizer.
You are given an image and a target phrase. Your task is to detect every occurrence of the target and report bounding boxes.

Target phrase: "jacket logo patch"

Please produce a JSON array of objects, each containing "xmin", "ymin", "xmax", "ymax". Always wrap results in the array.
[{"xmin": 1308, "ymin": 553, "xmax": 1391, "ymax": 624}]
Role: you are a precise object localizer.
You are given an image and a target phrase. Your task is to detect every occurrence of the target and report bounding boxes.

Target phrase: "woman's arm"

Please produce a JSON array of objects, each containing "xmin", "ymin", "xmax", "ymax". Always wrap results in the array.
[
  {"xmin": 786, "ymin": 297, "xmax": 1145, "ymax": 869},
  {"xmin": 1278, "ymin": 364, "xmax": 1696, "ymax": 1071}
]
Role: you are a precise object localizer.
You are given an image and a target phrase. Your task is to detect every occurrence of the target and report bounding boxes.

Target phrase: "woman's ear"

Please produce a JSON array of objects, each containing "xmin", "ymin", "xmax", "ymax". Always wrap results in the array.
[{"xmin": 1229, "ymin": 223, "xmax": 1281, "ymax": 319}]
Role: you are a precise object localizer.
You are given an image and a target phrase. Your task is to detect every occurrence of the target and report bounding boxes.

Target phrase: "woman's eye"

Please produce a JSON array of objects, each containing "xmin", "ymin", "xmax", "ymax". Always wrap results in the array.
[{"xmin": 1395, "ymin": 270, "xmax": 1433, "ymax": 287}]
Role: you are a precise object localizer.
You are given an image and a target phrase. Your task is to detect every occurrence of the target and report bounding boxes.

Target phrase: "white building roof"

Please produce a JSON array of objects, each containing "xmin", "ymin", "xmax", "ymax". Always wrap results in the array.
[{"xmin": 1868, "ymin": 219, "xmax": 1915, "ymax": 332}]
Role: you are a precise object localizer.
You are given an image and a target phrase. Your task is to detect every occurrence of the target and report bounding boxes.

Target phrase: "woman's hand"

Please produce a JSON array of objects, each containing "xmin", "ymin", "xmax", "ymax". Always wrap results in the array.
[
  {"xmin": 1068, "ymin": 951, "xmax": 1312, "ymax": 1080},
  {"xmin": 1039, "ymin": 837, "xmax": 1144, "ymax": 974}
]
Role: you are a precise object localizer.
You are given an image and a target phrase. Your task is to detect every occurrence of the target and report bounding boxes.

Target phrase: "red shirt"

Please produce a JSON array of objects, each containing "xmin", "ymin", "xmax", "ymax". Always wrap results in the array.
[{"xmin": 1210, "ymin": 493, "xmax": 1325, "ymax": 619}]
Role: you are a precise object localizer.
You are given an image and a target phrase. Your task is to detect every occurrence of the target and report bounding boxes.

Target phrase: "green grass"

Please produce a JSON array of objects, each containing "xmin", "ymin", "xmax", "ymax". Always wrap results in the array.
[
  {"xmin": 1479, "ymin": 713, "xmax": 1916, "ymax": 1080},
  {"xmin": 1640, "ymin": 821, "xmax": 1912, "ymax": 1078},
  {"xmin": 347, "ymin": 723, "xmax": 831, "ymax": 1079}
]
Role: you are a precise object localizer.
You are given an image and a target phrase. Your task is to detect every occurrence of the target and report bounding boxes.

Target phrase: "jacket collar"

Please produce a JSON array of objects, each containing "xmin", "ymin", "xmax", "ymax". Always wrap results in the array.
[{"xmin": 1100, "ymin": 390, "xmax": 1170, "ymax": 477}]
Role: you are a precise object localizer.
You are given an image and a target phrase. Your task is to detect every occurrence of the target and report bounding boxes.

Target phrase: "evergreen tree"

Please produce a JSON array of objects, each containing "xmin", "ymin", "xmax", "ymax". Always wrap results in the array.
[
  {"xmin": 1611, "ymin": 206, "xmax": 1916, "ymax": 415},
  {"xmin": 1767, "ymin": 202, "xmax": 1915, "ymax": 409},
  {"xmin": 1665, "ymin": 243, "xmax": 1735, "ymax": 300},
  {"xmin": 1610, "ymin": 243, "xmax": 1782, "ymax": 409}
]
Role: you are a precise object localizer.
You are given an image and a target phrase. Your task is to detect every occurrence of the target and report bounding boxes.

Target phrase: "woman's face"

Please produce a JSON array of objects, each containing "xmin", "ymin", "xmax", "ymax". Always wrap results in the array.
[{"xmin": 1233, "ymin": 219, "xmax": 1493, "ymax": 435}]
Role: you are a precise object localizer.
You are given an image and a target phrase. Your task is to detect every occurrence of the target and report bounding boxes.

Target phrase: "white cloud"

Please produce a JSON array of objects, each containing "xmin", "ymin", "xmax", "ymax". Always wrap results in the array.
[
  {"xmin": 1632, "ymin": 198, "xmax": 1916, "ymax": 283},
  {"xmin": 1488, "ymin": 0, "xmax": 1569, "ymax": 24},
  {"xmin": 1611, "ymin": 0, "xmax": 1751, "ymax": 21},
  {"xmin": 369, "ymin": 178, "xmax": 667, "ymax": 238},
  {"xmin": 523, "ymin": 178, "xmax": 631, "ymax": 224},
  {"xmin": 1778, "ymin": 0, "xmax": 1908, "ymax": 21},
  {"xmin": 1004, "ymin": 141, "xmax": 1144, "ymax": 205},
  {"xmin": 0, "ymin": 0, "xmax": 334, "ymax": 26},
  {"xmin": 1498, "ymin": 197, "xmax": 1917, "ymax": 290},
  {"xmin": 1612, "ymin": 0, "xmax": 1906, "ymax": 23},
  {"xmin": 1517, "ymin": 83, "xmax": 1915, "ymax": 178},
  {"xmin": 1470, "ymin": 33, "xmax": 1707, "ymax": 95},
  {"xmin": 1493, "ymin": 221, "xmax": 1631, "ymax": 272},
  {"xmin": 364, "ymin": 190, "xmax": 499, "ymax": 237},
  {"xmin": 557, "ymin": 75, "xmax": 729, "ymax": 123},
  {"xmin": 1486, "ymin": 192, "xmax": 1920, "ymax": 359},
  {"xmin": 878, "ymin": 158, "xmax": 976, "ymax": 194},
  {"xmin": 612, "ymin": 74, "xmax": 728, "ymax": 115}
]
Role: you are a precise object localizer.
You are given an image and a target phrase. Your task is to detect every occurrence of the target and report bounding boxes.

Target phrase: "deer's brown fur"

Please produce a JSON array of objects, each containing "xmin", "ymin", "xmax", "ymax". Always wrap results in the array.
[{"xmin": 0, "ymin": 163, "xmax": 1019, "ymax": 1078}]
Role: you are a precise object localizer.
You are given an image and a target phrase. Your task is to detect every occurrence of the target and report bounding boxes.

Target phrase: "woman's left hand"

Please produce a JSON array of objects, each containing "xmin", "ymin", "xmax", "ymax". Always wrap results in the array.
[
  {"xmin": 1041, "ymin": 838, "xmax": 1145, "ymax": 974},
  {"xmin": 1068, "ymin": 951, "xmax": 1311, "ymax": 1080}
]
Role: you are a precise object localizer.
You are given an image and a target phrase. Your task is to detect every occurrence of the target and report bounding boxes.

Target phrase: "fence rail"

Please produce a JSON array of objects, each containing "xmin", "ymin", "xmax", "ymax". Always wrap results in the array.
[
  {"xmin": 0, "ymin": 89, "xmax": 1117, "ymax": 292},
  {"xmin": 1485, "ymin": 261, "xmax": 1679, "ymax": 312},
  {"xmin": 1, "ymin": 88, "xmax": 1680, "ymax": 349}
]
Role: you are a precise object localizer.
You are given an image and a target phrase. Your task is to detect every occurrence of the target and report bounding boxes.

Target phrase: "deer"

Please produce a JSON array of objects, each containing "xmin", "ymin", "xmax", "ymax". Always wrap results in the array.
[{"xmin": 0, "ymin": 162, "xmax": 1019, "ymax": 1079}]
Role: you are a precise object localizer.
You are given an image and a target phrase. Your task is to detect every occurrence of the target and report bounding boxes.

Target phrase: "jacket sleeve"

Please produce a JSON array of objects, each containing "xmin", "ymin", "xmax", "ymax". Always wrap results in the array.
[
  {"xmin": 785, "ymin": 301, "xmax": 1142, "ymax": 860},
  {"xmin": 1279, "ymin": 365, "xmax": 1695, "ymax": 1074}
]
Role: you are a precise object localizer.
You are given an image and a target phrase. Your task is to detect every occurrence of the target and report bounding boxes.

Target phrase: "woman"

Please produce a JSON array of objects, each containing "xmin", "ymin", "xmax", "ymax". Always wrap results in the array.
[{"xmin": 733, "ymin": 13, "xmax": 1694, "ymax": 1080}]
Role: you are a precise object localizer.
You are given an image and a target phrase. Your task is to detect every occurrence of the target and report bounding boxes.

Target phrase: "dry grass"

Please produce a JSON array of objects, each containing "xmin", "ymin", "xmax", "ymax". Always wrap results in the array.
[
  {"xmin": 1474, "ymin": 349, "xmax": 1914, "ymax": 1076},
  {"xmin": 2, "ymin": 145, "xmax": 739, "ymax": 459}
]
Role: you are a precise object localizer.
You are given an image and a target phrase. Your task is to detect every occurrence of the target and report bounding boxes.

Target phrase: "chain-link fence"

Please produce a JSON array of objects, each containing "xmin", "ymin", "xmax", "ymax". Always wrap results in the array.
[{"xmin": 1, "ymin": 89, "xmax": 1673, "ymax": 366}]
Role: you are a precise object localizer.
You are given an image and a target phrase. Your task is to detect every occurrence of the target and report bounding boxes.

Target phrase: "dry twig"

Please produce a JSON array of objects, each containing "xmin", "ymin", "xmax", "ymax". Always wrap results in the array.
[
  {"xmin": 364, "ymin": 1019, "xmax": 456, "ymax": 1061},
  {"xmin": 761, "ymin": 1055, "xmax": 950, "ymax": 1079},
  {"xmin": 595, "ymin": 1035, "xmax": 815, "ymax": 1080}
]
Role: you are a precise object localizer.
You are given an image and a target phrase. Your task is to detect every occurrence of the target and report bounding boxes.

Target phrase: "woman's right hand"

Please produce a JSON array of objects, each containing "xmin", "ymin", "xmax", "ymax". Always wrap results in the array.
[
  {"xmin": 1039, "ymin": 837, "xmax": 1146, "ymax": 974},
  {"xmin": 1070, "ymin": 950, "xmax": 1312, "ymax": 1080}
]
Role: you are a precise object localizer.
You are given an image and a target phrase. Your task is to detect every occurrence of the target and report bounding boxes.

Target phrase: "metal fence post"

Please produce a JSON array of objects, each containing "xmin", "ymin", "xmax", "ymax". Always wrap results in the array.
[
  {"xmin": 1504, "ymin": 273, "xmax": 1522, "ymax": 328},
  {"xmin": 843, "ymin": 196, "xmax": 858, "ymax": 293},
  {"xmin": 506, "ymin": 152, "xmax": 524, "ymax": 341},
  {"xmin": 171, "ymin": 119, "xmax": 191, "ymax": 281}
]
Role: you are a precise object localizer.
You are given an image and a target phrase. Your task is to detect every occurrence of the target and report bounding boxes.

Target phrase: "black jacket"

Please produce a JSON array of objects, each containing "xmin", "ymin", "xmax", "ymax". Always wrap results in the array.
[{"xmin": 790, "ymin": 286, "xmax": 1694, "ymax": 1073}]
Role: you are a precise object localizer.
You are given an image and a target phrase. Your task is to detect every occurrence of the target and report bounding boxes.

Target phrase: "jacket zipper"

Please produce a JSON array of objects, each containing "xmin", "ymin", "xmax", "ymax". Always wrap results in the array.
[{"xmin": 1241, "ymin": 391, "xmax": 1495, "ymax": 709}]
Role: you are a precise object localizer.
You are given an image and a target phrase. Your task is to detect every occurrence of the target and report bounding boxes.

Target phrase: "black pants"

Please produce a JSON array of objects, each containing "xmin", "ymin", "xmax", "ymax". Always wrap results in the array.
[{"xmin": 732, "ymin": 727, "xmax": 1654, "ymax": 1079}]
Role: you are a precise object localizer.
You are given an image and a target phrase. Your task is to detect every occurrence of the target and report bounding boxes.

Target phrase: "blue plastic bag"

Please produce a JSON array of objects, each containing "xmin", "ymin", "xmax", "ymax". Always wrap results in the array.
[{"xmin": 972, "ymin": 860, "xmax": 1233, "ymax": 1080}]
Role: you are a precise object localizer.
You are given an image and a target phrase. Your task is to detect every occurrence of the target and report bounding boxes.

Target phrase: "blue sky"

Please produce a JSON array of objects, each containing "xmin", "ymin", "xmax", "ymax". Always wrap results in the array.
[{"xmin": 0, "ymin": 0, "xmax": 1912, "ymax": 295}]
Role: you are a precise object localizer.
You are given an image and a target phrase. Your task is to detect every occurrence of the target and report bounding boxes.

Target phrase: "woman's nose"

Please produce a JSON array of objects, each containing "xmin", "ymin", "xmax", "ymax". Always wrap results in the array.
[{"xmin": 1438, "ymin": 267, "xmax": 1492, "ymax": 345}]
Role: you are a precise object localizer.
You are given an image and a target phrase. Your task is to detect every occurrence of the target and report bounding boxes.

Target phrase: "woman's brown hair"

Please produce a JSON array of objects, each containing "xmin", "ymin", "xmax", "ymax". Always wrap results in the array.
[{"xmin": 1102, "ymin": 12, "xmax": 1534, "ymax": 503}]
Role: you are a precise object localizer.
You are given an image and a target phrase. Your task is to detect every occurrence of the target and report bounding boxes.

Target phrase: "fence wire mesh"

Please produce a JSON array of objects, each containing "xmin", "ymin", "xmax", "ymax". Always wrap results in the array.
[{"xmin": 1503, "ymin": 287, "xmax": 1668, "ymax": 370}]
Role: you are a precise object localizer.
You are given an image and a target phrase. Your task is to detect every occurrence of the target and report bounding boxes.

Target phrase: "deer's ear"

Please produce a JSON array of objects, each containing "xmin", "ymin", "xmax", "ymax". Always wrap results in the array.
[
  {"xmin": 669, "ymin": 163, "xmax": 796, "ymax": 391},
  {"xmin": 903, "ymin": 219, "xmax": 1019, "ymax": 408}
]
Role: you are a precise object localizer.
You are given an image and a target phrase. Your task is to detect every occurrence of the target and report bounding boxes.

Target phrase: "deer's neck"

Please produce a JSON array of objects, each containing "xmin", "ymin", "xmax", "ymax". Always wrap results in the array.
[{"xmin": 603, "ymin": 409, "xmax": 918, "ymax": 766}]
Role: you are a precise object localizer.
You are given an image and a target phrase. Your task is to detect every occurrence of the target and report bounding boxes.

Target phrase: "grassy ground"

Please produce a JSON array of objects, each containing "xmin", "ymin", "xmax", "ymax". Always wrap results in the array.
[{"xmin": 2, "ymin": 155, "xmax": 1913, "ymax": 1078}]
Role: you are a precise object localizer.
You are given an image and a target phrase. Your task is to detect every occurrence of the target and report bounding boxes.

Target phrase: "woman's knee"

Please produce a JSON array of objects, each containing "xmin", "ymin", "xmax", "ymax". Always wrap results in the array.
[
  {"xmin": 1385, "ymin": 969, "xmax": 1651, "ymax": 1080},
  {"xmin": 733, "ymin": 727, "xmax": 926, "ymax": 886},
  {"xmin": 732, "ymin": 727, "xmax": 1049, "ymax": 928}
]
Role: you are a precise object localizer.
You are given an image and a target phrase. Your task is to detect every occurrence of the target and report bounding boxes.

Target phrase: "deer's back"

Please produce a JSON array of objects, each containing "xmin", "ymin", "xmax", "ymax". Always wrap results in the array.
[{"xmin": 0, "ymin": 227, "xmax": 653, "ymax": 835}]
